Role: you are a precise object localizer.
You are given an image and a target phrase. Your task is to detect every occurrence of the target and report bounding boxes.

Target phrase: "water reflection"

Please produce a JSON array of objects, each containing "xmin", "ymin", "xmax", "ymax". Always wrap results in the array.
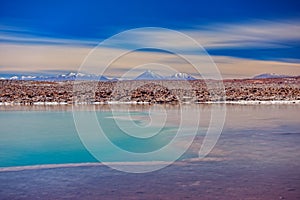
[{"xmin": 0, "ymin": 104, "xmax": 299, "ymax": 168}]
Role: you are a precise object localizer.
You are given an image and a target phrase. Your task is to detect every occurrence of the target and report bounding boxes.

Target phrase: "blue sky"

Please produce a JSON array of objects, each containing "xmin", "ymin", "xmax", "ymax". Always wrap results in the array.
[{"xmin": 0, "ymin": 0, "xmax": 300, "ymax": 78}]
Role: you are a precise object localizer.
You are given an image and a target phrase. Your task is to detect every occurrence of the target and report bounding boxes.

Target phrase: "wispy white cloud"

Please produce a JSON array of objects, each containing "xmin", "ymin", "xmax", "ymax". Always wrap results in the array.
[
  {"xmin": 0, "ymin": 25, "xmax": 98, "ymax": 46},
  {"xmin": 188, "ymin": 19, "xmax": 300, "ymax": 49},
  {"xmin": 0, "ymin": 33, "xmax": 97, "ymax": 47},
  {"xmin": 2, "ymin": 19, "xmax": 300, "ymax": 49},
  {"xmin": 94, "ymin": 19, "xmax": 300, "ymax": 50}
]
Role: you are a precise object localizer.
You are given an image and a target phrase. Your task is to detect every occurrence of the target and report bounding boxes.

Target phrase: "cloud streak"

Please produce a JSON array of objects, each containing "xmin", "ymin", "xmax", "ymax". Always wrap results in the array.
[
  {"xmin": 2, "ymin": 19, "xmax": 300, "ymax": 48},
  {"xmin": 188, "ymin": 19, "xmax": 300, "ymax": 49}
]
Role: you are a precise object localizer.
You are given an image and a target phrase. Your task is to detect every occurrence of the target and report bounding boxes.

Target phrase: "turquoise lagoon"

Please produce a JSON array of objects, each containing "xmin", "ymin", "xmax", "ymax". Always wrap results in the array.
[{"xmin": 0, "ymin": 104, "xmax": 299, "ymax": 168}]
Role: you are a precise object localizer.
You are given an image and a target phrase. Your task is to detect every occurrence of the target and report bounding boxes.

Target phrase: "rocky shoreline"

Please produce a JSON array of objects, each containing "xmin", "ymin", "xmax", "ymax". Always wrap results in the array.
[{"xmin": 0, "ymin": 77, "xmax": 299, "ymax": 105}]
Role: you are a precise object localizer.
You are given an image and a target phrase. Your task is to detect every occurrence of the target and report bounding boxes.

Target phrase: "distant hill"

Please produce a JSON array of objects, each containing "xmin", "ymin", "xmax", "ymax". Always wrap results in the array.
[{"xmin": 253, "ymin": 73, "xmax": 291, "ymax": 79}]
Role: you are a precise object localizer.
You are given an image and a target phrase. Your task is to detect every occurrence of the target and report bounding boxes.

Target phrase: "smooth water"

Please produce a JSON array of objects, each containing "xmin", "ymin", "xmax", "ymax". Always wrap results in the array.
[
  {"xmin": 0, "ymin": 104, "xmax": 299, "ymax": 168},
  {"xmin": 0, "ymin": 111, "xmax": 96, "ymax": 167}
]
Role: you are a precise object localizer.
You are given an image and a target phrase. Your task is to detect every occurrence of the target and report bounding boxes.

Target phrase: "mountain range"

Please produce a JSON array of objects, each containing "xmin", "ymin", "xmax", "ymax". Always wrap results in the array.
[
  {"xmin": 0, "ymin": 71, "xmax": 197, "ymax": 81},
  {"xmin": 134, "ymin": 70, "xmax": 196, "ymax": 80},
  {"xmin": 0, "ymin": 72, "xmax": 109, "ymax": 81},
  {"xmin": 0, "ymin": 71, "xmax": 296, "ymax": 81}
]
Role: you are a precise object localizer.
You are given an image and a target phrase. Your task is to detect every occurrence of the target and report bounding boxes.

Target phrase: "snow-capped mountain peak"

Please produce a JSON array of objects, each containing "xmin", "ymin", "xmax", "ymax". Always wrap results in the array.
[
  {"xmin": 66, "ymin": 72, "xmax": 77, "ymax": 77},
  {"xmin": 169, "ymin": 73, "xmax": 196, "ymax": 80},
  {"xmin": 55, "ymin": 72, "xmax": 108, "ymax": 81},
  {"xmin": 63, "ymin": 72, "xmax": 86, "ymax": 77},
  {"xmin": 9, "ymin": 76, "xmax": 19, "ymax": 80},
  {"xmin": 134, "ymin": 70, "xmax": 164, "ymax": 80},
  {"xmin": 1, "ymin": 72, "xmax": 110, "ymax": 81},
  {"xmin": 21, "ymin": 75, "xmax": 36, "ymax": 80}
]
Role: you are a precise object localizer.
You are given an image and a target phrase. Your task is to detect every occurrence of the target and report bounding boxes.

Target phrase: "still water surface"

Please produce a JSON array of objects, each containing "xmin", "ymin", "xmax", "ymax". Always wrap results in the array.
[{"xmin": 0, "ymin": 104, "xmax": 299, "ymax": 168}]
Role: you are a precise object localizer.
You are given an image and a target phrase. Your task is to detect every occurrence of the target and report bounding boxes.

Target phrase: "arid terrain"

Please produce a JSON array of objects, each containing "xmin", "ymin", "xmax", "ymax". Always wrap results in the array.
[{"xmin": 0, "ymin": 77, "xmax": 299, "ymax": 105}]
